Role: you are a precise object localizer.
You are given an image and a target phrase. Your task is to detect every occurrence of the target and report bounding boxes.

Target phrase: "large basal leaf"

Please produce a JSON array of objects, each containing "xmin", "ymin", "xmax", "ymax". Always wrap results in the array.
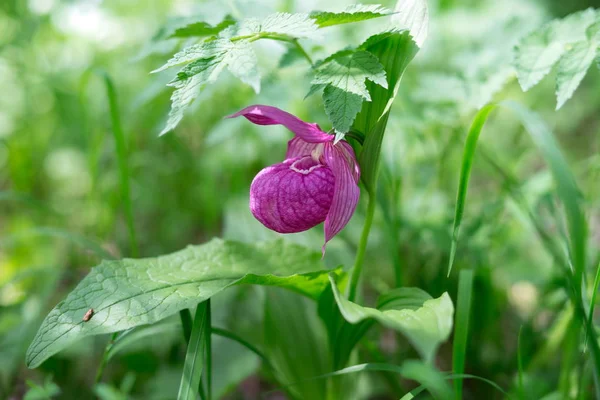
[
  {"xmin": 26, "ymin": 239, "xmax": 335, "ymax": 368},
  {"xmin": 514, "ymin": 8, "xmax": 600, "ymax": 108},
  {"xmin": 329, "ymin": 275, "xmax": 454, "ymax": 363}
]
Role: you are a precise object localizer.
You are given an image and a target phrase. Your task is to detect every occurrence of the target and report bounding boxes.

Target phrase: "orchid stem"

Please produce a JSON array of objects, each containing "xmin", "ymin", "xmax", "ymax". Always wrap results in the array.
[{"xmin": 348, "ymin": 190, "xmax": 376, "ymax": 302}]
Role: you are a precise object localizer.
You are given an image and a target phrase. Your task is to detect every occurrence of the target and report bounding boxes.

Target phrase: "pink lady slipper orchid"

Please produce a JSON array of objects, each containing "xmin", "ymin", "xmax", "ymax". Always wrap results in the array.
[{"xmin": 227, "ymin": 105, "xmax": 360, "ymax": 252}]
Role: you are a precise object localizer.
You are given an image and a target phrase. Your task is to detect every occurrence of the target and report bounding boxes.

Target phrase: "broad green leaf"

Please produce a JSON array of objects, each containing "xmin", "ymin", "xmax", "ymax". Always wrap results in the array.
[
  {"xmin": 26, "ymin": 239, "xmax": 334, "ymax": 368},
  {"xmin": 312, "ymin": 51, "xmax": 387, "ymax": 133},
  {"xmin": 329, "ymin": 275, "xmax": 454, "ymax": 363},
  {"xmin": 354, "ymin": 31, "xmax": 419, "ymax": 193},
  {"xmin": 514, "ymin": 8, "xmax": 599, "ymax": 93},
  {"xmin": 555, "ymin": 21, "xmax": 600, "ymax": 109},
  {"xmin": 168, "ymin": 15, "xmax": 236, "ymax": 38},
  {"xmin": 390, "ymin": 0, "xmax": 429, "ymax": 47},
  {"xmin": 310, "ymin": 4, "xmax": 392, "ymax": 28}
]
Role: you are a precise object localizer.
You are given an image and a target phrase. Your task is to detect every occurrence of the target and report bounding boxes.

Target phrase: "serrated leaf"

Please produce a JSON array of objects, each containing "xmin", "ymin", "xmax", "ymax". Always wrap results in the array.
[
  {"xmin": 514, "ymin": 25, "xmax": 566, "ymax": 91},
  {"xmin": 158, "ymin": 39, "xmax": 261, "ymax": 135},
  {"xmin": 161, "ymin": 55, "xmax": 228, "ymax": 135},
  {"xmin": 310, "ymin": 4, "xmax": 391, "ymax": 28},
  {"xmin": 168, "ymin": 15, "xmax": 236, "ymax": 38},
  {"xmin": 152, "ymin": 39, "xmax": 230, "ymax": 74},
  {"xmin": 329, "ymin": 275, "xmax": 454, "ymax": 363},
  {"xmin": 313, "ymin": 50, "xmax": 387, "ymax": 133},
  {"xmin": 225, "ymin": 40, "xmax": 261, "ymax": 93},
  {"xmin": 223, "ymin": 13, "xmax": 318, "ymax": 39},
  {"xmin": 514, "ymin": 8, "xmax": 599, "ymax": 92},
  {"xmin": 312, "ymin": 51, "xmax": 387, "ymax": 100},
  {"xmin": 555, "ymin": 39, "xmax": 598, "ymax": 109},
  {"xmin": 26, "ymin": 239, "xmax": 336, "ymax": 368},
  {"xmin": 261, "ymin": 12, "xmax": 319, "ymax": 38},
  {"xmin": 323, "ymin": 86, "xmax": 364, "ymax": 134}
]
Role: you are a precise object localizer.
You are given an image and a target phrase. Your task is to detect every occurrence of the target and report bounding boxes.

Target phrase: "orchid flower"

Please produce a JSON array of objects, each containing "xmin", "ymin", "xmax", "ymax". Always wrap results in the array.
[{"xmin": 227, "ymin": 105, "xmax": 360, "ymax": 252}]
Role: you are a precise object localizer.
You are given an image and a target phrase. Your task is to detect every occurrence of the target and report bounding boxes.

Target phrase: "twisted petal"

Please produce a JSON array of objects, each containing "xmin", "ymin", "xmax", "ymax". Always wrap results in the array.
[
  {"xmin": 249, "ymin": 157, "xmax": 335, "ymax": 233},
  {"xmin": 323, "ymin": 143, "xmax": 361, "ymax": 251},
  {"xmin": 227, "ymin": 105, "xmax": 333, "ymax": 143}
]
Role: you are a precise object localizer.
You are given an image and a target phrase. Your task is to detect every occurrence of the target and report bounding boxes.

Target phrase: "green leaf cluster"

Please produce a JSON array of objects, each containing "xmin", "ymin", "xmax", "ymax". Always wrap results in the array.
[
  {"xmin": 514, "ymin": 8, "xmax": 600, "ymax": 109},
  {"xmin": 154, "ymin": 5, "xmax": 394, "ymax": 135}
]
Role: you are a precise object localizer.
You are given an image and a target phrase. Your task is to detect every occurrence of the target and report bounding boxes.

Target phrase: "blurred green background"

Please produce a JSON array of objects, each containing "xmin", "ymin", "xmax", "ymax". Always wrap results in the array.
[{"xmin": 1, "ymin": 0, "xmax": 599, "ymax": 399}]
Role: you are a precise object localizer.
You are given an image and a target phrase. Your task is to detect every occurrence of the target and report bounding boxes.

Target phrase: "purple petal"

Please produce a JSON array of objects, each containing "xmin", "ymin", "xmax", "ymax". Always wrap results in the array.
[
  {"xmin": 250, "ymin": 156, "xmax": 335, "ymax": 233},
  {"xmin": 227, "ymin": 105, "xmax": 333, "ymax": 143},
  {"xmin": 322, "ymin": 142, "xmax": 360, "ymax": 251},
  {"xmin": 336, "ymin": 140, "xmax": 360, "ymax": 182},
  {"xmin": 286, "ymin": 137, "xmax": 320, "ymax": 159}
]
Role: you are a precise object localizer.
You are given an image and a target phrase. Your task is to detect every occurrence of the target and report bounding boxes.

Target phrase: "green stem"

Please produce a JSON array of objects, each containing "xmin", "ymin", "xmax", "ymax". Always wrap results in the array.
[
  {"xmin": 205, "ymin": 300, "xmax": 212, "ymax": 400},
  {"xmin": 232, "ymin": 32, "xmax": 314, "ymax": 67},
  {"xmin": 291, "ymin": 39, "xmax": 314, "ymax": 67},
  {"xmin": 95, "ymin": 332, "xmax": 119, "ymax": 384},
  {"xmin": 348, "ymin": 191, "xmax": 376, "ymax": 302}
]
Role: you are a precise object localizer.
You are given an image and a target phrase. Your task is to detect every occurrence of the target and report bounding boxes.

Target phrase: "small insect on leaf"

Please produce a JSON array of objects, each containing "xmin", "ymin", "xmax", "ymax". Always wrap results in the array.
[{"xmin": 82, "ymin": 309, "xmax": 94, "ymax": 322}]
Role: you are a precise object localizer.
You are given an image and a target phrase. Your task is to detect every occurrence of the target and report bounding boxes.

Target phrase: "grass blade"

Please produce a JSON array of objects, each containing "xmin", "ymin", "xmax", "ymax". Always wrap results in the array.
[
  {"xmin": 448, "ymin": 100, "xmax": 600, "ymax": 395},
  {"xmin": 585, "ymin": 256, "xmax": 600, "ymax": 351},
  {"xmin": 500, "ymin": 101, "xmax": 587, "ymax": 286},
  {"xmin": 205, "ymin": 299, "xmax": 212, "ymax": 400},
  {"xmin": 100, "ymin": 71, "xmax": 139, "ymax": 258},
  {"xmin": 452, "ymin": 269, "xmax": 474, "ymax": 399},
  {"xmin": 447, "ymin": 104, "xmax": 495, "ymax": 276},
  {"xmin": 178, "ymin": 302, "xmax": 208, "ymax": 400},
  {"xmin": 212, "ymin": 327, "xmax": 273, "ymax": 370},
  {"xmin": 517, "ymin": 326, "xmax": 524, "ymax": 400}
]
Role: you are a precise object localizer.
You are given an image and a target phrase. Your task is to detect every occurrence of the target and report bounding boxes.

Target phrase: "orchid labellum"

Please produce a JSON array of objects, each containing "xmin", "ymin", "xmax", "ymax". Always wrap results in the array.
[{"xmin": 228, "ymin": 105, "xmax": 360, "ymax": 251}]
